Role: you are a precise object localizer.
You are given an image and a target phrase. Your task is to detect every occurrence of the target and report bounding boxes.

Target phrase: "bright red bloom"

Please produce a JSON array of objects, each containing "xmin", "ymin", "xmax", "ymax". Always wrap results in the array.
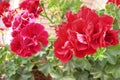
[
  {"xmin": 10, "ymin": 23, "xmax": 48, "ymax": 57},
  {"xmin": 19, "ymin": 0, "xmax": 43, "ymax": 17},
  {"xmin": 21, "ymin": 23, "xmax": 48, "ymax": 46},
  {"xmin": 107, "ymin": 0, "xmax": 120, "ymax": 6},
  {"xmin": 0, "ymin": 1, "xmax": 10, "ymax": 16},
  {"xmin": 54, "ymin": 6, "xmax": 119, "ymax": 63},
  {"xmin": 54, "ymin": 38, "xmax": 73, "ymax": 63},
  {"xmin": 54, "ymin": 25, "xmax": 73, "ymax": 63}
]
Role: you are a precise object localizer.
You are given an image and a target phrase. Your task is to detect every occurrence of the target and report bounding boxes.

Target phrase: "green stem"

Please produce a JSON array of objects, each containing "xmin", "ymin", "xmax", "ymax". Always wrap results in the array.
[{"xmin": 41, "ymin": 2, "xmax": 54, "ymax": 24}]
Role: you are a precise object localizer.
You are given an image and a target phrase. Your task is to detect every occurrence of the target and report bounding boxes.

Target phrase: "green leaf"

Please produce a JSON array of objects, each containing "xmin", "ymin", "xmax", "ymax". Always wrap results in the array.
[
  {"xmin": 73, "ymin": 71, "xmax": 89, "ymax": 80},
  {"xmin": 105, "ymin": 51, "xmax": 117, "ymax": 65},
  {"xmin": 15, "ymin": 66, "xmax": 33, "ymax": 80},
  {"xmin": 38, "ymin": 62, "xmax": 50, "ymax": 76},
  {"xmin": 75, "ymin": 58, "xmax": 91, "ymax": 71},
  {"xmin": 107, "ymin": 49, "xmax": 120, "ymax": 56},
  {"xmin": 93, "ymin": 48, "xmax": 106, "ymax": 61},
  {"xmin": 90, "ymin": 60, "xmax": 106, "ymax": 79},
  {"xmin": 100, "ymin": 73, "xmax": 116, "ymax": 80},
  {"xmin": 105, "ymin": 63, "xmax": 120, "ymax": 78},
  {"xmin": 108, "ymin": 44, "xmax": 120, "ymax": 50},
  {"xmin": 50, "ymin": 71, "xmax": 63, "ymax": 79},
  {"xmin": 63, "ymin": 60, "xmax": 76, "ymax": 72},
  {"xmin": 21, "ymin": 58, "xmax": 30, "ymax": 64},
  {"xmin": 5, "ymin": 61, "xmax": 18, "ymax": 78},
  {"xmin": 25, "ymin": 61, "xmax": 34, "ymax": 71},
  {"xmin": 61, "ymin": 76, "xmax": 75, "ymax": 80},
  {"xmin": 18, "ymin": 73, "xmax": 32, "ymax": 80}
]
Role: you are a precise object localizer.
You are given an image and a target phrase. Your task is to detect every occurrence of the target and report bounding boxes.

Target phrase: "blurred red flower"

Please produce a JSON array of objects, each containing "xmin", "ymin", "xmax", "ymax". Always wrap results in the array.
[
  {"xmin": 19, "ymin": 0, "xmax": 43, "ymax": 17},
  {"xmin": 0, "ymin": 1, "xmax": 10, "ymax": 16},
  {"xmin": 2, "ymin": 10, "xmax": 15, "ymax": 28},
  {"xmin": 54, "ymin": 6, "xmax": 119, "ymax": 63},
  {"xmin": 107, "ymin": 0, "xmax": 120, "ymax": 6}
]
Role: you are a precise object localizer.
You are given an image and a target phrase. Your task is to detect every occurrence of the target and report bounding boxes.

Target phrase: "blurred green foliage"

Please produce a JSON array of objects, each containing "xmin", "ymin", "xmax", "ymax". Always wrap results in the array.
[{"xmin": 41, "ymin": 0, "xmax": 82, "ymax": 24}]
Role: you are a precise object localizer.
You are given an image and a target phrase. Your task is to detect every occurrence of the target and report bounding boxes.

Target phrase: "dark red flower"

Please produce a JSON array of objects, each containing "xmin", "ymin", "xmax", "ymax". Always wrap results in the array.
[
  {"xmin": 105, "ymin": 29, "xmax": 119, "ymax": 46},
  {"xmin": 0, "ymin": 1, "xmax": 10, "ymax": 16},
  {"xmin": 10, "ymin": 23, "xmax": 48, "ymax": 57},
  {"xmin": 2, "ymin": 16, "xmax": 11, "ymax": 27},
  {"xmin": 19, "ymin": 0, "xmax": 42, "ymax": 17},
  {"xmin": 54, "ymin": 6, "xmax": 119, "ymax": 63}
]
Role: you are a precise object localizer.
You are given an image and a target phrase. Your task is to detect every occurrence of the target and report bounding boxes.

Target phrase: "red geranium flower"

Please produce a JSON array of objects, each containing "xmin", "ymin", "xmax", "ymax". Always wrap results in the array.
[
  {"xmin": 12, "ymin": 10, "xmax": 35, "ymax": 37},
  {"xmin": 107, "ymin": 0, "xmax": 120, "ymax": 6},
  {"xmin": 21, "ymin": 23, "xmax": 48, "ymax": 46},
  {"xmin": 105, "ymin": 29, "xmax": 119, "ymax": 46},
  {"xmin": 19, "ymin": 0, "xmax": 43, "ymax": 17},
  {"xmin": 0, "ymin": 1, "xmax": 10, "ymax": 16},
  {"xmin": 54, "ymin": 25, "xmax": 73, "ymax": 63},
  {"xmin": 54, "ymin": 6, "xmax": 119, "ymax": 63},
  {"xmin": 2, "ymin": 10, "xmax": 16, "ymax": 28},
  {"xmin": 10, "ymin": 23, "xmax": 48, "ymax": 57}
]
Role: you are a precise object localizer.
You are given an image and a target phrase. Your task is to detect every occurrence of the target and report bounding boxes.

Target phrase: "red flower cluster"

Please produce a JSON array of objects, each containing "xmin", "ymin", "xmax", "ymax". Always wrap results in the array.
[
  {"xmin": 19, "ymin": 0, "xmax": 43, "ymax": 17},
  {"xmin": 10, "ymin": 1, "xmax": 48, "ymax": 57},
  {"xmin": 54, "ymin": 6, "xmax": 119, "ymax": 63},
  {"xmin": 107, "ymin": 0, "xmax": 120, "ymax": 6},
  {"xmin": 10, "ymin": 23, "xmax": 48, "ymax": 57}
]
